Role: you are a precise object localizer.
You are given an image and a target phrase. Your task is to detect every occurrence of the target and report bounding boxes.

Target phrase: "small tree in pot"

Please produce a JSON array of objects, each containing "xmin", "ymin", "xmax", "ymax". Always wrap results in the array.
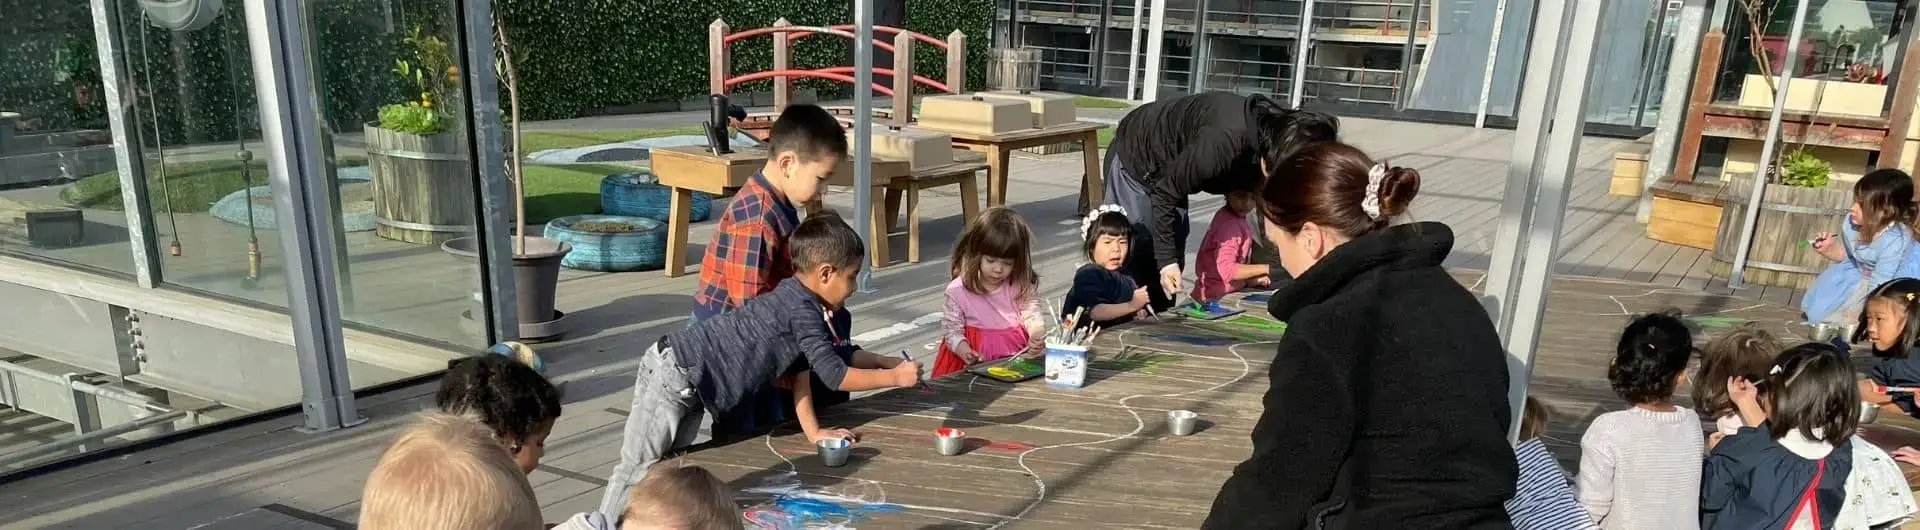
[{"xmin": 367, "ymin": 27, "xmax": 478, "ymax": 245}]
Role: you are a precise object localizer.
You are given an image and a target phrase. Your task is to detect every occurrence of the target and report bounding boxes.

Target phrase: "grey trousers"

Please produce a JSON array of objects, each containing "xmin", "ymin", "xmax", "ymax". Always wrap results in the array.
[{"xmin": 598, "ymin": 342, "xmax": 711, "ymax": 520}]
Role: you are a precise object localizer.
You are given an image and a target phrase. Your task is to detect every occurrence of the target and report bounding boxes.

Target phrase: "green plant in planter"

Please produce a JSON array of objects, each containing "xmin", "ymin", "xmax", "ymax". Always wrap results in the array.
[
  {"xmin": 377, "ymin": 27, "xmax": 458, "ymax": 135},
  {"xmin": 1779, "ymin": 149, "xmax": 1832, "ymax": 188}
]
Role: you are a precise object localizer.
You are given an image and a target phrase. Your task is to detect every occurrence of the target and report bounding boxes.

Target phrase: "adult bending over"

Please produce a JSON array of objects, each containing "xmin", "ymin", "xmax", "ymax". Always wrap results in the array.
[
  {"xmin": 1103, "ymin": 91, "xmax": 1337, "ymax": 310},
  {"xmin": 1202, "ymin": 141, "xmax": 1515, "ymax": 529}
]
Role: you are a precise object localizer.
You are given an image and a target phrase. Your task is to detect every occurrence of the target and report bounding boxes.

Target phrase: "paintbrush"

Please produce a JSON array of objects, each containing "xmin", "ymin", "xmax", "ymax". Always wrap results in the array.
[
  {"xmin": 899, "ymin": 350, "xmax": 933, "ymax": 392},
  {"xmin": 1082, "ymin": 326, "xmax": 1103, "ymax": 346}
]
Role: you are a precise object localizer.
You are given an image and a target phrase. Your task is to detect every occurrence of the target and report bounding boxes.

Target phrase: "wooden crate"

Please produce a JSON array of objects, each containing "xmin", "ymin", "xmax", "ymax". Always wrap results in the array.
[
  {"xmin": 1646, "ymin": 180, "xmax": 1725, "ymax": 250},
  {"xmin": 1611, "ymin": 151, "xmax": 1648, "ymax": 197}
]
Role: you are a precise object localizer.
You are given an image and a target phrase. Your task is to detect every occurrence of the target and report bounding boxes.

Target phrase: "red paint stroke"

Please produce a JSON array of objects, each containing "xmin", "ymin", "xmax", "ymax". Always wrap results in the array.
[{"xmin": 983, "ymin": 440, "xmax": 1036, "ymax": 451}]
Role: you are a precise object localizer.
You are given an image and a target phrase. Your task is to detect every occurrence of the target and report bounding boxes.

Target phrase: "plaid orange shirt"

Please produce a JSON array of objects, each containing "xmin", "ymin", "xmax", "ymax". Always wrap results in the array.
[{"xmin": 691, "ymin": 171, "xmax": 799, "ymax": 321}]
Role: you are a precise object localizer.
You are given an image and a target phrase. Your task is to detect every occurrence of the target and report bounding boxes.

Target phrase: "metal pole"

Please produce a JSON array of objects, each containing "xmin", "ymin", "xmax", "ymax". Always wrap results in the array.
[
  {"xmin": 1127, "ymin": 0, "xmax": 1145, "ymax": 99},
  {"xmin": 1396, "ymin": 0, "xmax": 1423, "ymax": 109},
  {"xmin": 1290, "ymin": 0, "xmax": 1317, "ymax": 107},
  {"xmin": 1641, "ymin": 0, "xmax": 1709, "ymax": 223},
  {"xmin": 1728, "ymin": 0, "xmax": 1814, "ymax": 288},
  {"xmin": 89, "ymin": 0, "xmax": 162, "ymax": 288},
  {"xmin": 1486, "ymin": 0, "xmax": 1608, "ymax": 441},
  {"xmin": 1474, "ymin": 0, "xmax": 1512, "ymax": 127},
  {"xmin": 1144, "ymin": 0, "xmax": 1169, "ymax": 101},
  {"xmin": 243, "ymin": 0, "xmax": 363, "ymax": 432},
  {"xmin": 456, "ymin": 0, "xmax": 518, "ymax": 341},
  {"xmin": 854, "ymin": 0, "xmax": 876, "ymax": 292}
]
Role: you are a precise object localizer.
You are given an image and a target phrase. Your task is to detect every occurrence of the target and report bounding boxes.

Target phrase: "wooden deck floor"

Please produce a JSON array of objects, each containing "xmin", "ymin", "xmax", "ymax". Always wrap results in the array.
[{"xmin": 0, "ymin": 116, "xmax": 1826, "ymax": 528}]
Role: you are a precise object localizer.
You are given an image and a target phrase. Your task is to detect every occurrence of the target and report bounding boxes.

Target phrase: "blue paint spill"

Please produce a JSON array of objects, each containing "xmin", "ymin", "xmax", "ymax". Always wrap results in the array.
[{"xmin": 1243, "ymin": 292, "xmax": 1273, "ymax": 303}]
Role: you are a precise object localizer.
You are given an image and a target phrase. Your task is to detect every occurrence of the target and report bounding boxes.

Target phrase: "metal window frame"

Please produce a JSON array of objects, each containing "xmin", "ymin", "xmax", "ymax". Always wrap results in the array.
[
  {"xmin": 242, "ymin": 0, "xmax": 362, "ymax": 432},
  {"xmin": 455, "ymin": 0, "xmax": 518, "ymax": 341},
  {"xmin": 91, "ymin": 0, "xmax": 164, "ymax": 287}
]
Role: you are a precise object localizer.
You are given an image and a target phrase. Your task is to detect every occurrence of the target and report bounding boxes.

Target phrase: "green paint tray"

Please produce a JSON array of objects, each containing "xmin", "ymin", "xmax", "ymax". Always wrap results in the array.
[{"xmin": 967, "ymin": 356, "xmax": 1045, "ymax": 383}]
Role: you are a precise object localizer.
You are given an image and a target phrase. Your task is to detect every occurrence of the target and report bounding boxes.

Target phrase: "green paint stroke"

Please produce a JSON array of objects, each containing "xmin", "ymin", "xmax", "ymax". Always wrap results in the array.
[{"xmin": 1094, "ymin": 350, "xmax": 1185, "ymax": 375}]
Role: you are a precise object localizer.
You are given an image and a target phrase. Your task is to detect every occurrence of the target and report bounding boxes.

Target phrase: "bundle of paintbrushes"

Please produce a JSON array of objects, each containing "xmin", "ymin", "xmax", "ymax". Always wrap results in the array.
[{"xmin": 1041, "ymin": 306, "xmax": 1102, "ymax": 347}]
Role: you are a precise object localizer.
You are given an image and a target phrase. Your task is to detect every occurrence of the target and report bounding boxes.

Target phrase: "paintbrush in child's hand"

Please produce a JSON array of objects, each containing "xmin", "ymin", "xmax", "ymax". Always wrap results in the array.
[{"xmin": 899, "ymin": 350, "xmax": 933, "ymax": 392}]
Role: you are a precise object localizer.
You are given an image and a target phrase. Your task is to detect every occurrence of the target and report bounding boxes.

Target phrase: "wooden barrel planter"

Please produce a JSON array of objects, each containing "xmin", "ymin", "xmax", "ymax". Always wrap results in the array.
[
  {"xmin": 1708, "ymin": 175, "xmax": 1851, "ymax": 290},
  {"xmin": 365, "ymin": 123, "xmax": 475, "ymax": 244},
  {"xmin": 542, "ymin": 214, "xmax": 668, "ymax": 272}
]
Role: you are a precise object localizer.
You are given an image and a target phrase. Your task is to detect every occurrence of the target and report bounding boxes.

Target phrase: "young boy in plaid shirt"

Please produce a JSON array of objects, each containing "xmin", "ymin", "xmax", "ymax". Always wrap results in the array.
[{"xmin": 689, "ymin": 104, "xmax": 847, "ymax": 324}]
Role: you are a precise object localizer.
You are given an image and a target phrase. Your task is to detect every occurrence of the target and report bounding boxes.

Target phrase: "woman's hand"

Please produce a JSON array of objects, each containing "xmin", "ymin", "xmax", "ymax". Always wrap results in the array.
[
  {"xmin": 1160, "ymin": 264, "xmax": 1183, "ymax": 298},
  {"xmin": 1812, "ymin": 232, "xmax": 1846, "ymax": 262}
]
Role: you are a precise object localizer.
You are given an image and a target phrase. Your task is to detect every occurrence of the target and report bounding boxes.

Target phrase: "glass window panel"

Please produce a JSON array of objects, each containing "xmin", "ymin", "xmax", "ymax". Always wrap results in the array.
[{"xmin": 0, "ymin": 1, "xmax": 135, "ymax": 275}]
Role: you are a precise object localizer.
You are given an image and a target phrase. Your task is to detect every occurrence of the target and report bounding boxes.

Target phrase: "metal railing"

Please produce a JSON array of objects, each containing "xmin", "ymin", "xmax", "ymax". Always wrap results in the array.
[{"xmin": 0, "ymin": 358, "xmax": 198, "ymax": 469}]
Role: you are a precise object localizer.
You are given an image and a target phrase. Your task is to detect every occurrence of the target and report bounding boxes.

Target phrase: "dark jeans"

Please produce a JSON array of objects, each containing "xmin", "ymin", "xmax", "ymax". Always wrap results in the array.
[{"xmin": 1103, "ymin": 149, "xmax": 1187, "ymax": 313}]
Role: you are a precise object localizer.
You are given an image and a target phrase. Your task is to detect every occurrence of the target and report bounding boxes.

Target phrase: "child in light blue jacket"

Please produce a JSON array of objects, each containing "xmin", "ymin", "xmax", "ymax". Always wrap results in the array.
[{"xmin": 1801, "ymin": 169, "xmax": 1920, "ymax": 327}]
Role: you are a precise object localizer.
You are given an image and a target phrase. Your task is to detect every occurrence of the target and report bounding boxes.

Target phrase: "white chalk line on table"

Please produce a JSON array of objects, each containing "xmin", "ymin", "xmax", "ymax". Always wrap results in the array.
[
  {"xmin": 989, "ymin": 328, "xmax": 1265, "ymax": 530},
  {"xmin": 756, "ymin": 434, "xmax": 1011, "ymax": 527}
]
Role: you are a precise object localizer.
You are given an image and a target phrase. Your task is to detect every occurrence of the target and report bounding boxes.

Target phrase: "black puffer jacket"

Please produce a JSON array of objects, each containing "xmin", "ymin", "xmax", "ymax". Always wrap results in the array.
[
  {"xmin": 1203, "ymin": 222, "xmax": 1516, "ymax": 530},
  {"xmin": 1109, "ymin": 92, "xmax": 1268, "ymax": 269}
]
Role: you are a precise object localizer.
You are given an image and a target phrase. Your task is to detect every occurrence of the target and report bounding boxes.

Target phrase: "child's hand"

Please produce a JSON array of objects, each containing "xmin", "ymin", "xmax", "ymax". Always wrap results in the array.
[
  {"xmin": 1895, "ymin": 446, "xmax": 1920, "ymax": 467},
  {"xmin": 1131, "ymin": 287, "xmax": 1151, "ymax": 309},
  {"xmin": 1255, "ymin": 277, "xmax": 1271, "ymax": 287},
  {"xmin": 1707, "ymin": 431, "xmax": 1726, "ymax": 451},
  {"xmin": 954, "ymin": 342, "xmax": 980, "ymax": 364},
  {"xmin": 1812, "ymin": 231, "xmax": 1846, "ymax": 261},
  {"xmin": 1728, "ymin": 376, "xmax": 1759, "ymax": 406},
  {"xmin": 1862, "ymin": 379, "xmax": 1894, "ymax": 405},
  {"xmin": 807, "ymin": 428, "xmax": 858, "ymax": 444},
  {"xmin": 892, "ymin": 361, "xmax": 922, "ymax": 387}
]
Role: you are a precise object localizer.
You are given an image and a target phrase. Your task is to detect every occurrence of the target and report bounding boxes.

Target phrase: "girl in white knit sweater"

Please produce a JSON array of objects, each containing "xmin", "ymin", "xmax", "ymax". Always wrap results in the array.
[{"xmin": 1575, "ymin": 312, "xmax": 1703, "ymax": 530}]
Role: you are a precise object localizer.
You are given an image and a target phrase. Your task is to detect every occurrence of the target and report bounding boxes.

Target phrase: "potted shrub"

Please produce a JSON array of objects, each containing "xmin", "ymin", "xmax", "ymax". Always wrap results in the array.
[
  {"xmin": 1709, "ymin": 148, "xmax": 1849, "ymax": 289},
  {"xmin": 446, "ymin": 13, "xmax": 571, "ymax": 342},
  {"xmin": 366, "ymin": 26, "xmax": 477, "ymax": 244}
]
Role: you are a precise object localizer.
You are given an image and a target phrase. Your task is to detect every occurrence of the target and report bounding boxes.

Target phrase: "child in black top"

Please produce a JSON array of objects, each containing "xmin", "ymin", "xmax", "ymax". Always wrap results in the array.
[
  {"xmin": 436, "ymin": 354, "xmax": 562, "ymax": 475},
  {"xmin": 1856, "ymin": 278, "xmax": 1920, "ymax": 418},
  {"xmin": 1701, "ymin": 343, "xmax": 1858, "ymax": 529},
  {"xmin": 1063, "ymin": 205, "xmax": 1152, "ymax": 330}
]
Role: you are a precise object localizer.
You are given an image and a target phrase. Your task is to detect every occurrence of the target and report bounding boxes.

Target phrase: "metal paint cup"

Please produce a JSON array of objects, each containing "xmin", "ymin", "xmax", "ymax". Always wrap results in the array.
[
  {"xmin": 1811, "ymin": 323, "xmax": 1840, "ymax": 342},
  {"xmin": 1169, "ymin": 410, "xmax": 1198, "ymax": 436},
  {"xmin": 1861, "ymin": 401, "xmax": 1882, "ymax": 425},
  {"xmin": 935, "ymin": 427, "xmax": 965, "ymax": 456},
  {"xmin": 816, "ymin": 437, "xmax": 851, "ymax": 467}
]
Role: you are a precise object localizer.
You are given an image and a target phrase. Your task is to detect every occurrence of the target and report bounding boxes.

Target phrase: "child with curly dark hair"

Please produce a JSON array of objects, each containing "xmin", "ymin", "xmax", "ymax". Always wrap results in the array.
[
  {"xmin": 1575, "ymin": 312, "xmax": 1703, "ymax": 530},
  {"xmin": 437, "ymin": 354, "xmax": 563, "ymax": 475}
]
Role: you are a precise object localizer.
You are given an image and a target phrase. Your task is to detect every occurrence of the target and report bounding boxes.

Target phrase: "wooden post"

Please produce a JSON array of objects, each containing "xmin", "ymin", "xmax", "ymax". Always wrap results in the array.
[
  {"xmin": 773, "ymin": 18, "xmax": 792, "ymax": 110},
  {"xmin": 1673, "ymin": 29, "xmax": 1724, "ymax": 183},
  {"xmin": 709, "ymin": 19, "xmax": 730, "ymax": 96},
  {"xmin": 1880, "ymin": 42, "xmax": 1920, "ymax": 170},
  {"xmin": 947, "ymin": 31, "xmax": 967, "ymax": 93},
  {"xmin": 893, "ymin": 32, "xmax": 914, "ymax": 127}
]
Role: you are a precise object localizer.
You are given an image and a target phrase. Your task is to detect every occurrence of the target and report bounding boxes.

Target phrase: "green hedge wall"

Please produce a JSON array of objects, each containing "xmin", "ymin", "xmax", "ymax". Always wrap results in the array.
[{"xmin": 0, "ymin": 0, "xmax": 992, "ymax": 146}]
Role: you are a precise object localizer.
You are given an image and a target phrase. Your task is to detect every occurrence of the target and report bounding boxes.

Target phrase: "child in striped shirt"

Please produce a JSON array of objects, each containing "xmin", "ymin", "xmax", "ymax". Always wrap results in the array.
[{"xmin": 1505, "ymin": 396, "xmax": 1596, "ymax": 530}]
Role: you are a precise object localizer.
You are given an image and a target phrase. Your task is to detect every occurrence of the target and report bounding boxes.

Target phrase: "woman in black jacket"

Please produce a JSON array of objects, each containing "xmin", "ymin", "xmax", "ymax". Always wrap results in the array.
[
  {"xmin": 1202, "ymin": 141, "xmax": 1515, "ymax": 530},
  {"xmin": 1102, "ymin": 92, "xmax": 1337, "ymax": 311}
]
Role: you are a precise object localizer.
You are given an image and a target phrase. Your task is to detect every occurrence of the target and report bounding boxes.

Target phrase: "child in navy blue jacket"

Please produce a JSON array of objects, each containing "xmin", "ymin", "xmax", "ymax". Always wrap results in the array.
[
  {"xmin": 1701, "ymin": 343, "xmax": 1859, "ymax": 530},
  {"xmin": 1856, "ymin": 278, "xmax": 1920, "ymax": 419},
  {"xmin": 1063, "ymin": 206, "xmax": 1151, "ymax": 329}
]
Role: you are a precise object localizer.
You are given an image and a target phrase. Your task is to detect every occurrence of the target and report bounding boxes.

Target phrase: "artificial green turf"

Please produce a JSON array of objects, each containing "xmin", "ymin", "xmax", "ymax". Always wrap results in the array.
[
  {"xmin": 64, "ymin": 127, "xmax": 701, "ymax": 219},
  {"xmin": 1073, "ymin": 95, "xmax": 1133, "ymax": 109}
]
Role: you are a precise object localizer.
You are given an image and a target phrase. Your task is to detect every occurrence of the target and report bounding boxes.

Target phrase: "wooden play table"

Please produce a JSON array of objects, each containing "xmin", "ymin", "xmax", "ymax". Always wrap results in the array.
[{"xmin": 931, "ymin": 121, "xmax": 1106, "ymax": 211}]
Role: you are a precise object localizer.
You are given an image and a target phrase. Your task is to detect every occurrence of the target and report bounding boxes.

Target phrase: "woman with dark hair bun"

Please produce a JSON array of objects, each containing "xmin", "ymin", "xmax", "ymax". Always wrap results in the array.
[
  {"xmin": 1101, "ymin": 92, "xmax": 1337, "ymax": 311},
  {"xmin": 1203, "ymin": 141, "xmax": 1515, "ymax": 530}
]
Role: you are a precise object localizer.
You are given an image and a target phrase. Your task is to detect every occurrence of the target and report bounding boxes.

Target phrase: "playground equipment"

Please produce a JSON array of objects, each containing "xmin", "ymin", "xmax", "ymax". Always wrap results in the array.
[{"xmin": 708, "ymin": 19, "xmax": 966, "ymax": 133}]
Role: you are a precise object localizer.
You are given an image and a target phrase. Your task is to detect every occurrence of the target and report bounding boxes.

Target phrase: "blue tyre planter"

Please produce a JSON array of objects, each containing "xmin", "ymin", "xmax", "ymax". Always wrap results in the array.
[
  {"xmin": 543, "ymin": 215, "xmax": 667, "ymax": 272},
  {"xmin": 601, "ymin": 170, "xmax": 713, "ymax": 222}
]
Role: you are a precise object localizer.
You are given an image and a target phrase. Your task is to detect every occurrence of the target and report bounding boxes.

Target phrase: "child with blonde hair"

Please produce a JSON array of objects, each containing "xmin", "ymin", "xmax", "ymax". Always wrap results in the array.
[
  {"xmin": 620, "ymin": 465, "xmax": 742, "ymax": 530},
  {"xmin": 932, "ymin": 207, "xmax": 1045, "ymax": 377},
  {"xmin": 359, "ymin": 412, "xmax": 542, "ymax": 530}
]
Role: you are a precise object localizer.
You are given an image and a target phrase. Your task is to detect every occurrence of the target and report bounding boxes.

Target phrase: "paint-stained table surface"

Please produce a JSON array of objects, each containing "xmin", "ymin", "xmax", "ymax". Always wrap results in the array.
[{"xmin": 683, "ymin": 293, "xmax": 1286, "ymax": 528}]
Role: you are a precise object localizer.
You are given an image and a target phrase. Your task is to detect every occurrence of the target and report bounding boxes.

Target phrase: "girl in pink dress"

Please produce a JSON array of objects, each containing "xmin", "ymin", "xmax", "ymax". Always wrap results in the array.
[
  {"xmin": 1191, "ymin": 190, "xmax": 1271, "ymax": 309},
  {"xmin": 933, "ymin": 208, "xmax": 1045, "ymax": 378}
]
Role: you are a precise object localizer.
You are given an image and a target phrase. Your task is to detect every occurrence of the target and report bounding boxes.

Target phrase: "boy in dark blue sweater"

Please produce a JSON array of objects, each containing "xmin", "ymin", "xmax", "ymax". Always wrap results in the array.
[{"xmin": 597, "ymin": 213, "xmax": 921, "ymax": 518}]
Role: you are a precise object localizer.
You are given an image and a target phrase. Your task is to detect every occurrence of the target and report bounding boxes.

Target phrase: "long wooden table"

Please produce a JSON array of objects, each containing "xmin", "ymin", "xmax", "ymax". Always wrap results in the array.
[
  {"xmin": 935, "ymin": 121, "xmax": 1108, "ymax": 212},
  {"xmin": 682, "ymin": 291, "xmax": 1285, "ymax": 527}
]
